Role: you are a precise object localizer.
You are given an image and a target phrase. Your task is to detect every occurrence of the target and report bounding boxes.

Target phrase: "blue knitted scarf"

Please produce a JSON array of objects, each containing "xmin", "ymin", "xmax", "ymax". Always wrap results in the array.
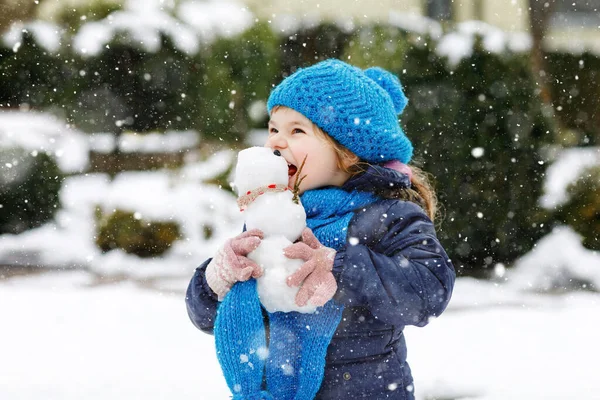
[{"xmin": 214, "ymin": 187, "xmax": 378, "ymax": 400}]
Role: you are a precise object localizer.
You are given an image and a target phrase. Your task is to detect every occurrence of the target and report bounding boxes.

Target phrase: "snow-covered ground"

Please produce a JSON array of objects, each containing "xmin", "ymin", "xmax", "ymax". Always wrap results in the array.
[{"xmin": 1, "ymin": 272, "xmax": 598, "ymax": 400}]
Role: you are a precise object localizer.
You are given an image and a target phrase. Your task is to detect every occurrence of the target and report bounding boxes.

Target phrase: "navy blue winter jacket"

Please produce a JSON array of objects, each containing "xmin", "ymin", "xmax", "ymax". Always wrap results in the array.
[{"xmin": 186, "ymin": 169, "xmax": 455, "ymax": 399}]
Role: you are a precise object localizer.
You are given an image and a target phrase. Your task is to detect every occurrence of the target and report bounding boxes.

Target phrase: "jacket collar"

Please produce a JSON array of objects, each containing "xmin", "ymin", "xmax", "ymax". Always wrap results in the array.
[{"xmin": 341, "ymin": 164, "xmax": 411, "ymax": 193}]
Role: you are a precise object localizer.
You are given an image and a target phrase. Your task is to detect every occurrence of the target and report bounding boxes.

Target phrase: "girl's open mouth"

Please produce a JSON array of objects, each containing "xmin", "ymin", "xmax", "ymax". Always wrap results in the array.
[{"xmin": 288, "ymin": 163, "xmax": 297, "ymax": 177}]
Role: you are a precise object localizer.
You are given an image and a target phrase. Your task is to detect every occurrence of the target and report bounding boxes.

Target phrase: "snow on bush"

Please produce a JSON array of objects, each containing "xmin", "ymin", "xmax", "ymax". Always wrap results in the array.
[
  {"xmin": 2, "ymin": 21, "xmax": 63, "ymax": 53},
  {"xmin": 176, "ymin": 0, "xmax": 254, "ymax": 43},
  {"xmin": 73, "ymin": 0, "xmax": 252, "ymax": 56},
  {"xmin": 508, "ymin": 226, "xmax": 600, "ymax": 292},
  {"xmin": 88, "ymin": 131, "xmax": 200, "ymax": 154},
  {"xmin": 540, "ymin": 146, "xmax": 600, "ymax": 209},
  {"xmin": 0, "ymin": 111, "xmax": 89, "ymax": 173},
  {"xmin": 73, "ymin": 7, "xmax": 199, "ymax": 55},
  {"xmin": 436, "ymin": 20, "xmax": 532, "ymax": 66},
  {"xmin": 388, "ymin": 11, "xmax": 443, "ymax": 39}
]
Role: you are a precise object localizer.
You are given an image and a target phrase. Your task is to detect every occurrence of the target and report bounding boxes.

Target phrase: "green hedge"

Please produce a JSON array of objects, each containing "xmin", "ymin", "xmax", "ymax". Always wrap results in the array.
[
  {"xmin": 95, "ymin": 208, "xmax": 181, "ymax": 257},
  {"xmin": 0, "ymin": 147, "xmax": 62, "ymax": 234}
]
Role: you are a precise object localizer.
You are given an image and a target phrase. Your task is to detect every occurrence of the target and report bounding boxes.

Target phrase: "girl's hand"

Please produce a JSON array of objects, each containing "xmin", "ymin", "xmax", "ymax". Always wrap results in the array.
[
  {"xmin": 206, "ymin": 229, "xmax": 264, "ymax": 300},
  {"xmin": 283, "ymin": 228, "xmax": 337, "ymax": 307}
]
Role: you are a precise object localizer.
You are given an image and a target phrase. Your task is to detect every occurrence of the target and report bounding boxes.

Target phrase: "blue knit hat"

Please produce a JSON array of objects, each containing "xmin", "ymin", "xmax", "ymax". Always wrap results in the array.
[{"xmin": 267, "ymin": 59, "xmax": 413, "ymax": 164}]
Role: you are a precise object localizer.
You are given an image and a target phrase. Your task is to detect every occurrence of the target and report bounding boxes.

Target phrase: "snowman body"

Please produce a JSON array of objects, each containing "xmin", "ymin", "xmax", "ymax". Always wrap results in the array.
[{"xmin": 234, "ymin": 147, "xmax": 316, "ymax": 313}]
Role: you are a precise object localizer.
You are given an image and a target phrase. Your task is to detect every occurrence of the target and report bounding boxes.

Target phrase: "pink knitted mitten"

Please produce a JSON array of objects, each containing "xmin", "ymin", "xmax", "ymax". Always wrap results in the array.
[
  {"xmin": 284, "ymin": 228, "xmax": 337, "ymax": 307},
  {"xmin": 206, "ymin": 229, "xmax": 264, "ymax": 300}
]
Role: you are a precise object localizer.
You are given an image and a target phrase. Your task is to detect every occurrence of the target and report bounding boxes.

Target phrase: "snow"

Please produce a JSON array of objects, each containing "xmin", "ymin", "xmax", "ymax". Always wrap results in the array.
[
  {"xmin": 176, "ymin": 0, "xmax": 254, "ymax": 43},
  {"xmin": 540, "ymin": 146, "xmax": 600, "ymax": 209},
  {"xmin": 2, "ymin": 21, "xmax": 63, "ymax": 53},
  {"xmin": 436, "ymin": 21, "xmax": 532, "ymax": 67},
  {"xmin": 73, "ymin": 0, "xmax": 252, "ymax": 56},
  {"xmin": 0, "ymin": 110, "xmax": 89, "ymax": 173},
  {"xmin": 88, "ymin": 131, "xmax": 200, "ymax": 154},
  {"xmin": 1, "ymin": 271, "xmax": 598, "ymax": 400},
  {"xmin": 73, "ymin": 7, "xmax": 199, "ymax": 56},
  {"xmin": 508, "ymin": 225, "xmax": 600, "ymax": 292}
]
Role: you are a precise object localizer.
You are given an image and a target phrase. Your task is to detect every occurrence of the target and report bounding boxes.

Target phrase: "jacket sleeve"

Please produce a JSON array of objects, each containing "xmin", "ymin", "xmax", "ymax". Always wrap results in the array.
[
  {"xmin": 185, "ymin": 258, "xmax": 219, "ymax": 334},
  {"xmin": 332, "ymin": 200, "xmax": 455, "ymax": 328}
]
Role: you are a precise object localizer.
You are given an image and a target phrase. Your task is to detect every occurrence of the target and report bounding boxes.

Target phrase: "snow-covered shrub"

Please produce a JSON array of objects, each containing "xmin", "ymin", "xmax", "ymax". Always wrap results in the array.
[
  {"xmin": 558, "ymin": 165, "xmax": 600, "ymax": 250},
  {"xmin": 0, "ymin": 147, "xmax": 62, "ymax": 234},
  {"xmin": 95, "ymin": 208, "xmax": 181, "ymax": 257}
]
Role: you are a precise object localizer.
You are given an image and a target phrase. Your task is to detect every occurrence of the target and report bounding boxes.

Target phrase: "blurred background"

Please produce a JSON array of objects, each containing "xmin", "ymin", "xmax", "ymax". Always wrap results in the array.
[{"xmin": 0, "ymin": 0, "xmax": 599, "ymax": 399}]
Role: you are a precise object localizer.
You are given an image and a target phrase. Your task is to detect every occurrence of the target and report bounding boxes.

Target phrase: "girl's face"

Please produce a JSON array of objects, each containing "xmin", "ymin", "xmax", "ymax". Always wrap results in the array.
[{"xmin": 264, "ymin": 107, "xmax": 350, "ymax": 194}]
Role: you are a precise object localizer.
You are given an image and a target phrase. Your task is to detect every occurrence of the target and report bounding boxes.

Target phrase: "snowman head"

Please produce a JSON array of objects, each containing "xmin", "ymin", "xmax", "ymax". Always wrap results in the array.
[
  {"xmin": 233, "ymin": 147, "xmax": 288, "ymax": 196},
  {"xmin": 233, "ymin": 147, "xmax": 306, "ymax": 241}
]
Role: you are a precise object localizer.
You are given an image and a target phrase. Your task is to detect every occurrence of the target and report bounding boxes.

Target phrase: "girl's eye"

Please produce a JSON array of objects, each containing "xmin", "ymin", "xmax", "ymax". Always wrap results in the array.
[
  {"xmin": 269, "ymin": 128, "xmax": 278, "ymax": 134},
  {"xmin": 293, "ymin": 128, "xmax": 305, "ymax": 134}
]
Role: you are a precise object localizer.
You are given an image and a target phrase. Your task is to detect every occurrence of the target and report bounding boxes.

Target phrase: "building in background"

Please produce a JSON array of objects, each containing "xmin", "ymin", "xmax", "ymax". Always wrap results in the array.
[{"xmin": 244, "ymin": 0, "xmax": 600, "ymax": 54}]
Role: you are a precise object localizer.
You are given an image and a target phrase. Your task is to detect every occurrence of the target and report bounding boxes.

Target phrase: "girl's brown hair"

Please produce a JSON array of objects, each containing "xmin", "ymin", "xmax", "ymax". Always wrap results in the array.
[{"xmin": 315, "ymin": 124, "xmax": 439, "ymax": 222}]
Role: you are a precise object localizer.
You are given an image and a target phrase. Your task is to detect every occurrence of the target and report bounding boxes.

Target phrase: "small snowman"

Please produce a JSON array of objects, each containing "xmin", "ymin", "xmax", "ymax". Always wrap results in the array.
[{"xmin": 234, "ymin": 146, "xmax": 316, "ymax": 313}]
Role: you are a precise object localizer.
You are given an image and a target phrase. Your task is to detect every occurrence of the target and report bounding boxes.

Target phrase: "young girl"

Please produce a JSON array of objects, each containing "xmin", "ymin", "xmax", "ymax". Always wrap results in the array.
[{"xmin": 186, "ymin": 59, "xmax": 455, "ymax": 400}]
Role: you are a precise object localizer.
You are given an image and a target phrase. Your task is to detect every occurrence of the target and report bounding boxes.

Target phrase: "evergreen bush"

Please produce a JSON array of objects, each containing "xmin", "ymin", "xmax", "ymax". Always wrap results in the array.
[
  {"xmin": 0, "ymin": 30, "xmax": 65, "ymax": 109},
  {"xmin": 95, "ymin": 208, "xmax": 181, "ymax": 257},
  {"xmin": 0, "ymin": 147, "xmax": 62, "ymax": 234},
  {"xmin": 199, "ymin": 22, "xmax": 279, "ymax": 140},
  {"xmin": 546, "ymin": 51, "xmax": 600, "ymax": 146},
  {"xmin": 279, "ymin": 22, "xmax": 351, "ymax": 73},
  {"xmin": 558, "ymin": 165, "xmax": 600, "ymax": 251},
  {"xmin": 66, "ymin": 33, "xmax": 201, "ymax": 133}
]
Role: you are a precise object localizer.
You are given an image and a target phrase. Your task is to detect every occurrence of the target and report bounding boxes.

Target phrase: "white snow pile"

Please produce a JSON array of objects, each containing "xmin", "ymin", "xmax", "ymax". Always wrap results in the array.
[
  {"xmin": 73, "ymin": 0, "xmax": 252, "ymax": 56},
  {"xmin": 2, "ymin": 21, "xmax": 63, "ymax": 53},
  {"xmin": 0, "ymin": 150, "xmax": 242, "ymax": 279},
  {"xmin": 509, "ymin": 226, "xmax": 600, "ymax": 293},
  {"xmin": 436, "ymin": 20, "xmax": 532, "ymax": 67},
  {"xmin": 540, "ymin": 146, "xmax": 600, "ymax": 210},
  {"xmin": 0, "ymin": 110, "xmax": 89, "ymax": 173},
  {"xmin": 88, "ymin": 130, "xmax": 200, "ymax": 154}
]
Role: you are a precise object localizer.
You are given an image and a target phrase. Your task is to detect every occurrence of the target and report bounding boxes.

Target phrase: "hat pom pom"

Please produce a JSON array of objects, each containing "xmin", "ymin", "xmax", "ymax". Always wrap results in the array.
[{"xmin": 364, "ymin": 67, "xmax": 408, "ymax": 115}]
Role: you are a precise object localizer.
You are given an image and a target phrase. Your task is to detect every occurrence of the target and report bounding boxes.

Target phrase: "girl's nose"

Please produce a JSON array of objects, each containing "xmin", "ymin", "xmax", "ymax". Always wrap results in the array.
[{"xmin": 266, "ymin": 134, "xmax": 287, "ymax": 150}]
